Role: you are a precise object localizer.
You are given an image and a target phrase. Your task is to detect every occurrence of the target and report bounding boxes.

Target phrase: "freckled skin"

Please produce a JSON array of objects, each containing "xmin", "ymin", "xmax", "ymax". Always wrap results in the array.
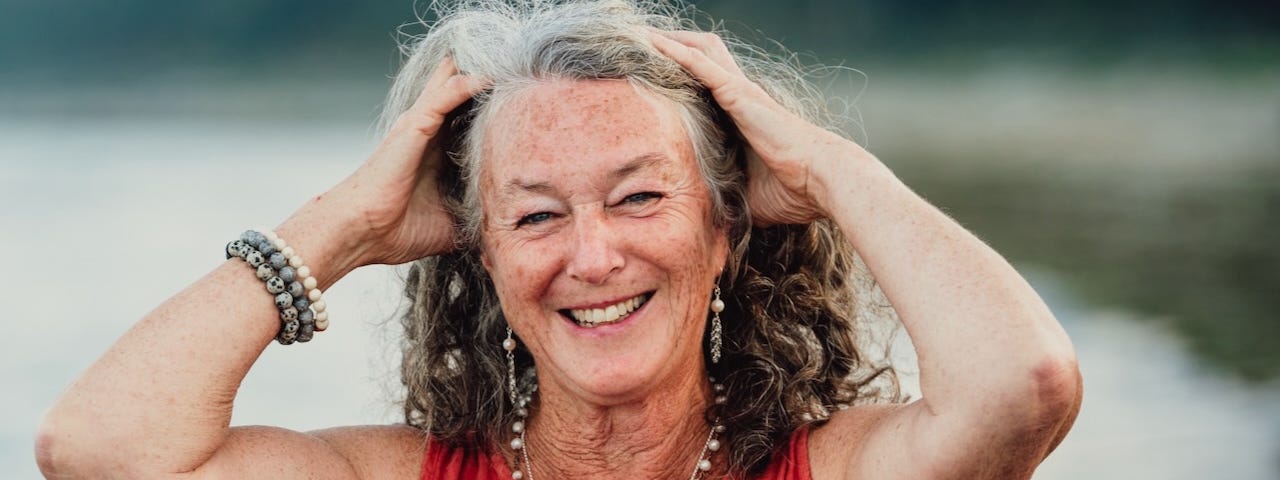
[{"xmin": 479, "ymin": 79, "xmax": 729, "ymax": 406}]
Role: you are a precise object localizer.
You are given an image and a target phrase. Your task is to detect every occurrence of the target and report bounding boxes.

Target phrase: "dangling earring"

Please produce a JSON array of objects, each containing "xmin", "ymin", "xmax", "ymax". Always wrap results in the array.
[
  {"xmin": 503, "ymin": 327, "xmax": 518, "ymax": 405},
  {"xmin": 503, "ymin": 327, "xmax": 532, "ymax": 479},
  {"xmin": 710, "ymin": 285, "xmax": 724, "ymax": 364}
]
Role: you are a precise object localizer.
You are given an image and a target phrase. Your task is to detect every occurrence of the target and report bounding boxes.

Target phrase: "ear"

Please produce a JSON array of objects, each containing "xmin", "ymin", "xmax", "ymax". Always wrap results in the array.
[
  {"xmin": 480, "ymin": 246, "xmax": 494, "ymax": 273},
  {"xmin": 711, "ymin": 226, "xmax": 731, "ymax": 278}
]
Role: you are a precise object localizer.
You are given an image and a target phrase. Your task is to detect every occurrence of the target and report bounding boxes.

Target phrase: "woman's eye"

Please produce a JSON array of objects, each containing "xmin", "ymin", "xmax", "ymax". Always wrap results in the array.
[
  {"xmin": 621, "ymin": 192, "xmax": 662, "ymax": 204},
  {"xmin": 517, "ymin": 212, "xmax": 555, "ymax": 227}
]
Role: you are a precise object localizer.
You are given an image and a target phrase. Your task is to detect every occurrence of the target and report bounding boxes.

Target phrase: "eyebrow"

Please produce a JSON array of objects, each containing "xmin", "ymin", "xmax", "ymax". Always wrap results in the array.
[{"xmin": 501, "ymin": 152, "xmax": 668, "ymax": 196}]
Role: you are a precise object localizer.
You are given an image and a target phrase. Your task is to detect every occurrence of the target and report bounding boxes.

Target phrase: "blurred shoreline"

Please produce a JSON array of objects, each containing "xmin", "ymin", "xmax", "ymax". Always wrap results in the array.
[
  {"xmin": 3, "ymin": 61, "xmax": 1277, "ymax": 477},
  {"xmin": 5, "ymin": 67, "xmax": 1276, "ymax": 383}
]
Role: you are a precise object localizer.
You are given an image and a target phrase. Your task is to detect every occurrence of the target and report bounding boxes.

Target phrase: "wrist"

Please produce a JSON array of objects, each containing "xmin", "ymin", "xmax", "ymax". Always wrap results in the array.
[
  {"xmin": 807, "ymin": 135, "xmax": 884, "ymax": 215},
  {"xmin": 274, "ymin": 197, "xmax": 368, "ymax": 291}
]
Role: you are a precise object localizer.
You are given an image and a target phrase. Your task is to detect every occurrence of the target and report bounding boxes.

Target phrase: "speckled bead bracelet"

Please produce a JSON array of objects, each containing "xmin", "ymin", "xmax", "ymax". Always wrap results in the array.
[
  {"xmin": 260, "ymin": 229, "xmax": 329, "ymax": 334},
  {"xmin": 278, "ymin": 317, "xmax": 300, "ymax": 345},
  {"xmin": 269, "ymin": 252, "xmax": 288, "ymax": 270},
  {"xmin": 227, "ymin": 236, "xmax": 295, "ymax": 343},
  {"xmin": 227, "ymin": 229, "xmax": 331, "ymax": 345}
]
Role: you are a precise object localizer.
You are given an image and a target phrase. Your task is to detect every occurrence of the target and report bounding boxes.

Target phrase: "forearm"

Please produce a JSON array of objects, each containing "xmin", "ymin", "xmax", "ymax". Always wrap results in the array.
[
  {"xmin": 810, "ymin": 139, "xmax": 1077, "ymax": 415},
  {"xmin": 37, "ymin": 200, "xmax": 364, "ymax": 477}
]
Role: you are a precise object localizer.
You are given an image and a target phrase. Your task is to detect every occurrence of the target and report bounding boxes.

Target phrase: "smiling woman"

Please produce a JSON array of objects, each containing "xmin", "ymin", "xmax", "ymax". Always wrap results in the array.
[
  {"xmin": 394, "ymin": 4, "xmax": 895, "ymax": 475},
  {"xmin": 35, "ymin": 1, "xmax": 1081, "ymax": 479}
]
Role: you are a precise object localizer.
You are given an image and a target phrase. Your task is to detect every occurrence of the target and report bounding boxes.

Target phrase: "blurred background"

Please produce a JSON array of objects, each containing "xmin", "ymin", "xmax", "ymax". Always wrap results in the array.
[{"xmin": 2, "ymin": 0, "xmax": 1277, "ymax": 478}]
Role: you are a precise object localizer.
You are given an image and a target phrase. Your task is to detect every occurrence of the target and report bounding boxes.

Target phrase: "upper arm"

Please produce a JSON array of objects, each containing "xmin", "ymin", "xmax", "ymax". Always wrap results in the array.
[
  {"xmin": 808, "ymin": 403, "xmax": 904, "ymax": 480},
  {"xmin": 180, "ymin": 425, "xmax": 427, "ymax": 480},
  {"xmin": 812, "ymin": 363, "xmax": 1082, "ymax": 480},
  {"xmin": 313, "ymin": 425, "xmax": 429, "ymax": 480}
]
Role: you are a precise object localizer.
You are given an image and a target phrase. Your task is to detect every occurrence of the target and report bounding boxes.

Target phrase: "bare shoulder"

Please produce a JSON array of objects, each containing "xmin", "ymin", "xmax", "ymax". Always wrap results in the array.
[
  {"xmin": 807, "ymin": 403, "xmax": 907, "ymax": 479},
  {"xmin": 311, "ymin": 424, "xmax": 429, "ymax": 480}
]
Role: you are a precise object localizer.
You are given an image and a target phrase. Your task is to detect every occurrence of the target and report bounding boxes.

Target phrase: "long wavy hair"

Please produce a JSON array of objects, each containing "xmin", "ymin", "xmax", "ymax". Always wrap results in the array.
[{"xmin": 386, "ymin": 0, "xmax": 901, "ymax": 475}]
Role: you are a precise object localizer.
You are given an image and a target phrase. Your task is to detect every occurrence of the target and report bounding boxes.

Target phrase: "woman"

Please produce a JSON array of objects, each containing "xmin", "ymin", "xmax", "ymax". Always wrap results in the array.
[{"xmin": 36, "ymin": 1, "xmax": 1081, "ymax": 479}]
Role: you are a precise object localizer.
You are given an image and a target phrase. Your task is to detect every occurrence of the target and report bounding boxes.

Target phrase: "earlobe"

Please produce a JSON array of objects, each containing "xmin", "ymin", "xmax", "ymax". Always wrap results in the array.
[
  {"xmin": 713, "ymin": 231, "xmax": 731, "ymax": 276},
  {"xmin": 480, "ymin": 249, "xmax": 493, "ymax": 272}
]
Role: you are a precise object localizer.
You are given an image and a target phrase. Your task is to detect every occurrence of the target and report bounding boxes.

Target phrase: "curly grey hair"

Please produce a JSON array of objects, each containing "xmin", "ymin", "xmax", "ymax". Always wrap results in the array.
[{"xmin": 386, "ymin": 0, "xmax": 899, "ymax": 475}]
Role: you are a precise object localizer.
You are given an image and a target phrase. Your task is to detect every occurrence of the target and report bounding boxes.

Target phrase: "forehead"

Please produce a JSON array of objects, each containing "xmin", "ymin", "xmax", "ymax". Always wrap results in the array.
[{"xmin": 481, "ymin": 79, "xmax": 694, "ymax": 188}]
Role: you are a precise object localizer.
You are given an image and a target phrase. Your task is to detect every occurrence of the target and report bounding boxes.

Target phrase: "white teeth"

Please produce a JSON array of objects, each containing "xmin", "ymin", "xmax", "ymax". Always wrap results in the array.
[{"xmin": 568, "ymin": 294, "xmax": 648, "ymax": 326}]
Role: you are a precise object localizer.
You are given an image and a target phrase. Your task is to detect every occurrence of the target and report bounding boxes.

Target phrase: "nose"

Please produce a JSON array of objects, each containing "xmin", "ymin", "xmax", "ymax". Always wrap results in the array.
[{"xmin": 565, "ymin": 208, "xmax": 624, "ymax": 285}]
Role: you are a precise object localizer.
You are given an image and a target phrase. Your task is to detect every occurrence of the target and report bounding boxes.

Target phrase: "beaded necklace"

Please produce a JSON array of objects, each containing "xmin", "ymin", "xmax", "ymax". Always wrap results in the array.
[{"xmin": 506, "ymin": 378, "xmax": 727, "ymax": 480}]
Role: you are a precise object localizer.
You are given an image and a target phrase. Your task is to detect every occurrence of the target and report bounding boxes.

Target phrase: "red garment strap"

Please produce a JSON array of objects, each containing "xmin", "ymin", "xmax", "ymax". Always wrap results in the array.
[
  {"xmin": 419, "ymin": 437, "xmax": 512, "ymax": 480},
  {"xmin": 756, "ymin": 425, "xmax": 812, "ymax": 480}
]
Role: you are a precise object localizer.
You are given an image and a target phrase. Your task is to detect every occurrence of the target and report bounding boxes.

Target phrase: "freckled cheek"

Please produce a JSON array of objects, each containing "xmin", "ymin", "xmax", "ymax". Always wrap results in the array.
[
  {"xmin": 625, "ymin": 219, "xmax": 716, "ymax": 287},
  {"xmin": 642, "ymin": 209, "xmax": 717, "ymax": 262},
  {"xmin": 490, "ymin": 241, "xmax": 561, "ymax": 306}
]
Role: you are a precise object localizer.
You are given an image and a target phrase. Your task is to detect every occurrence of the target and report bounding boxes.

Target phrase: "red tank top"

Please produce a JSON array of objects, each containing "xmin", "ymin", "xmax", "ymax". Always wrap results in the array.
[{"xmin": 420, "ymin": 427, "xmax": 812, "ymax": 479}]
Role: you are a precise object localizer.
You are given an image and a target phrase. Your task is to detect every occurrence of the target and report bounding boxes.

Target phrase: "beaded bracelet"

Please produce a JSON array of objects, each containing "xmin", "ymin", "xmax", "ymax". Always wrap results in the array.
[{"xmin": 225, "ymin": 229, "xmax": 329, "ymax": 345}]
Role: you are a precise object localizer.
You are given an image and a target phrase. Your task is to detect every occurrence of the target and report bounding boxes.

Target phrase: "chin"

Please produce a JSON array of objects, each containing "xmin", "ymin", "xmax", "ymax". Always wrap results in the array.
[
  {"xmin": 558, "ymin": 349, "xmax": 672, "ymax": 403},
  {"xmin": 548, "ymin": 334, "xmax": 706, "ymax": 406}
]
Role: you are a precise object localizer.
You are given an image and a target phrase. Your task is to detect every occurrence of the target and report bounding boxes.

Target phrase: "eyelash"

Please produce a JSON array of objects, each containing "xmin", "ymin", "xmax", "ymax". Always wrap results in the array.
[
  {"xmin": 516, "ymin": 212, "xmax": 556, "ymax": 227},
  {"xmin": 515, "ymin": 192, "xmax": 663, "ymax": 227},
  {"xmin": 621, "ymin": 191, "xmax": 663, "ymax": 204}
]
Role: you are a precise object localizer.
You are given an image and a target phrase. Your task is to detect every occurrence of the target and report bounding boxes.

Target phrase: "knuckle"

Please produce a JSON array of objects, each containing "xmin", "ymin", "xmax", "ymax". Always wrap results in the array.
[
  {"xmin": 668, "ymin": 44, "xmax": 694, "ymax": 62},
  {"xmin": 393, "ymin": 111, "xmax": 442, "ymax": 137},
  {"xmin": 444, "ymin": 75, "xmax": 466, "ymax": 90},
  {"xmin": 702, "ymin": 32, "xmax": 729, "ymax": 49},
  {"xmin": 718, "ymin": 80, "xmax": 749, "ymax": 100}
]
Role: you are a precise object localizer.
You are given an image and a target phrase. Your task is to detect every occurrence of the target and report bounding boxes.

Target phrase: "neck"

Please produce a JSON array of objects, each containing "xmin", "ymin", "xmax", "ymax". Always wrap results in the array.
[{"xmin": 520, "ymin": 369, "xmax": 718, "ymax": 479}]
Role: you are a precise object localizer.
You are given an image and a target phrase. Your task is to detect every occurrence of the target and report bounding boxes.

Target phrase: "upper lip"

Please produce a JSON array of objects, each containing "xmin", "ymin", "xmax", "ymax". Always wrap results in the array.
[{"xmin": 559, "ymin": 291, "xmax": 651, "ymax": 310}]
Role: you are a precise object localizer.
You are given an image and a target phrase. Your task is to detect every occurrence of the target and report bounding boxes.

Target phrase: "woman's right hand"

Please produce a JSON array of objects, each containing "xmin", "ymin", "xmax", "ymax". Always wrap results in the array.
[{"xmin": 290, "ymin": 57, "xmax": 487, "ymax": 275}]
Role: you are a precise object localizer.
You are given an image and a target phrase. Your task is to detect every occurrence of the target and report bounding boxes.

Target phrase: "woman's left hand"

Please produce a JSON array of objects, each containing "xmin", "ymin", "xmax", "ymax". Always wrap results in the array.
[{"xmin": 649, "ymin": 30, "xmax": 865, "ymax": 226}]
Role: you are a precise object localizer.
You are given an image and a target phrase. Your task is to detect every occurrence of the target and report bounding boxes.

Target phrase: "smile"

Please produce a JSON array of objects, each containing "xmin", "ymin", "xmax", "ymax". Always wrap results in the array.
[{"xmin": 562, "ymin": 293, "xmax": 651, "ymax": 328}]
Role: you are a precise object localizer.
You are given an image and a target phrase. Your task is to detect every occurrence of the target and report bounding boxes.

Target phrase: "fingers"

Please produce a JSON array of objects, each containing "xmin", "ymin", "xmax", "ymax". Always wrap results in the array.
[
  {"xmin": 404, "ymin": 56, "xmax": 490, "ymax": 136},
  {"xmin": 649, "ymin": 28, "xmax": 830, "ymax": 226},
  {"xmin": 648, "ymin": 30, "xmax": 737, "ymax": 91},
  {"xmin": 649, "ymin": 29, "xmax": 743, "ymax": 76},
  {"xmin": 371, "ymin": 56, "xmax": 488, "ymax": 175}
]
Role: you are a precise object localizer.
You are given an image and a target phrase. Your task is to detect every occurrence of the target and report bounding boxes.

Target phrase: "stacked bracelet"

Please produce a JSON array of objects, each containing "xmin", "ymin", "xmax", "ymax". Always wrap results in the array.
[{"xmin": 225, "ymin": 229, "xmax": 329, "ymax": 345}]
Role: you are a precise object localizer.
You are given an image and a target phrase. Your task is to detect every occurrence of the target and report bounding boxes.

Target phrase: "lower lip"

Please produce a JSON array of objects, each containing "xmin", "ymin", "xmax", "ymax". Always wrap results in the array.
[{"xmin": 565, "ymin": 298, "xmax": 649, "ymax": 334}]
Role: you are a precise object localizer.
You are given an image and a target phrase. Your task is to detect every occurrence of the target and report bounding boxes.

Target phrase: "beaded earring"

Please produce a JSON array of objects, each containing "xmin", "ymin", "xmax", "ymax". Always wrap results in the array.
[
  {"xmin": 503, "ymin": 327, "xmax": 519, "ymax": 406},
  {"xmin": 710, "ymin": 285, "xmax": 724, "ymax": 364}
]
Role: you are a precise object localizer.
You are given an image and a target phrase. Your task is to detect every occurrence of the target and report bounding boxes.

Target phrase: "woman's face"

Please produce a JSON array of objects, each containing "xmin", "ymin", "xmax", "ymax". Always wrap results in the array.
[{"xmin": 479, "ymin": 79, "xmax": 729, "ymax": 404}]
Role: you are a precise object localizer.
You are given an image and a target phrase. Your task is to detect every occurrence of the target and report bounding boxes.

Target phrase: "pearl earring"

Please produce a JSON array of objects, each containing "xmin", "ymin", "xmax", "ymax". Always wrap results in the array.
[
  {"xmin": 503, "ymin": 327, "xmax": 518, "ymax": 405},
  {"xmin": 710, "ymin": 286, "xmax": 724, "ymax": 364}
]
